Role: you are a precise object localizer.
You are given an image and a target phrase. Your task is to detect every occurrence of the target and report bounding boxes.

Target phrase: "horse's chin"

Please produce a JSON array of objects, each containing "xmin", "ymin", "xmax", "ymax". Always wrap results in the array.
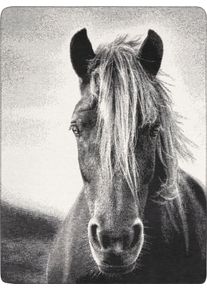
[
  {"xmin": 89, "ymin": 242, "xmax": 138, "ymax": 276},
  {"xmin": 98, "ymin": 262, "xmax": 136, "ymax": 275}
]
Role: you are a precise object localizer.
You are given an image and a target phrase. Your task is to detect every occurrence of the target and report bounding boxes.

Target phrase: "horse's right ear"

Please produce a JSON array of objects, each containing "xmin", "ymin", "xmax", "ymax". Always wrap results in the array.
[
  {"xmin": 70, "ymin": 28, "xmax": 95, "ymax": 79},
  {"xmin": 138, "ymin": 29, "xmax": 163, "ymax": 76}
]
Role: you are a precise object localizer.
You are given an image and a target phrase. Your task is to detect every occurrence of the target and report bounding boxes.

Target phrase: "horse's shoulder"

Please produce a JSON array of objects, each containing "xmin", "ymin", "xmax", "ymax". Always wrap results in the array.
[
  {"xmin": 179, "ymin": 169, "xmax": 206, "ymax": 212},
  {"xmin": 177, "ymin": 169, "xmax": 206, "ymax": 280},
  {"xmin": 47, "ymin": 191, "xmax": 91, "ymax": 283}
]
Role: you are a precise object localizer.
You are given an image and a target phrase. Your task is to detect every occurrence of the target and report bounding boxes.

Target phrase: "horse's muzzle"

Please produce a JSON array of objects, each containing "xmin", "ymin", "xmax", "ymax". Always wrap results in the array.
[{"xmin": 88, "ymin": 218, "xmax": 144, "ymax": 274}]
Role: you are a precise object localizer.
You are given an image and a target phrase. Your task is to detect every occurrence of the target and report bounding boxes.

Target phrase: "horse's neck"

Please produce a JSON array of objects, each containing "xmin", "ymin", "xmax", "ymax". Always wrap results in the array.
[{"xmin": 144, "ymin": 196, "xmax": 188, "ymax": 251}]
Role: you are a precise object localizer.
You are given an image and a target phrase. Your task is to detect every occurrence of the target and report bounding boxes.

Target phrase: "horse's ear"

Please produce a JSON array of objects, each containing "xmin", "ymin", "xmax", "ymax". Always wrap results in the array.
[
  {"xmin": 70, "ymin": 28, "xmax": 95, "ymax": 79},
  {"xmin": 138, "ymin": 29, "xmax": 163, "ymax": 76}
]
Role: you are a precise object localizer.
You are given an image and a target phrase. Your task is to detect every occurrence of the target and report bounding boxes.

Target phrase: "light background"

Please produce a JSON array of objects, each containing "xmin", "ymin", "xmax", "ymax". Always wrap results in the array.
[{"xmin": 1, "ymin": 7, "xmax": 206, "ymax": 218}]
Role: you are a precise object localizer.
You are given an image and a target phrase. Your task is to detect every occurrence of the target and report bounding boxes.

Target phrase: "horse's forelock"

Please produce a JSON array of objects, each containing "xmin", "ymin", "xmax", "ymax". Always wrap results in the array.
[{"xmin": 89, "ymin": 36, "xmax": 192, "ymax": 200}]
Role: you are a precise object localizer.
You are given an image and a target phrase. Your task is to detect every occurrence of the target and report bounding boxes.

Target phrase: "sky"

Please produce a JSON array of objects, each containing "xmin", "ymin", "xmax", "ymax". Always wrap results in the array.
[{"xmin": 1, "ymin": 7, "xmax": 206, "ymax": 218}]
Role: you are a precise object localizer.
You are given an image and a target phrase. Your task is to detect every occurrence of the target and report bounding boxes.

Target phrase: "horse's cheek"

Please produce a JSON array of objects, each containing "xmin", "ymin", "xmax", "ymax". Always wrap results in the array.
[
  {"xmin": 143, "ymin": 158, "xmax": 156, "ymax": 183},
  {"xmin": 136, "ymin": 144, "xmax": 156, "ymax": 184},
  {"xmin": 83, "ymin": 184, "xmax": 97, "ymax": 214},
  {"xmin": 77, "ymin": 140, "xmax": 91, "ymax": 181},
  {"xmin": 77, "ymin": 138, "xmax": 99, "ymax": 187}
]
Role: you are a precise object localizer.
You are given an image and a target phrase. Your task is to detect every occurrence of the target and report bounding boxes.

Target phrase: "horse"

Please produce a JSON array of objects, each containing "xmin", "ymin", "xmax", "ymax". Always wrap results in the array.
[{"xmin": 46, "ymin": 28, "xmax": 206, "ymax": 283}]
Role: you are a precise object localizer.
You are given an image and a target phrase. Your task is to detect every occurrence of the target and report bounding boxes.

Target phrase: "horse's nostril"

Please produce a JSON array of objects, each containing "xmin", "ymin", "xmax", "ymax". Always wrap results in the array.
[
  {"xmin": 130, "ymin": 223, "xmax": 142, "ymax": 249},
  {"xmin": 90, "ymin": 224, "xmax": 100, "ymax": 248}
]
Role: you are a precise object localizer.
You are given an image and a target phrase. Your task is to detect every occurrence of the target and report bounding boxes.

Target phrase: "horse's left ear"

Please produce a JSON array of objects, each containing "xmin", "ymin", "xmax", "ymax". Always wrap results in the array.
[
  {"xmin": 70, "ymin": 28, "xmax": 95, "ymax": 79},
  {"xmin": 138, "ymin": 29, "xmax": 163, "ymax": 76}
]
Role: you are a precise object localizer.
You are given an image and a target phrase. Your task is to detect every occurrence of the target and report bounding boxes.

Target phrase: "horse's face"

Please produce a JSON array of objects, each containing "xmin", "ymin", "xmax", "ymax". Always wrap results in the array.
[{"xmin": 70, "ymin": 29, "xmax": 163, "ymax": 274}]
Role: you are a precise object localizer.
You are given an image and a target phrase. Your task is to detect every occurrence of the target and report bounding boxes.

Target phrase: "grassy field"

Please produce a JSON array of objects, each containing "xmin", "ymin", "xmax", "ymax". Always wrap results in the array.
[{"xmin": 1, "ymin": 201, "xmax": 61, "ymax": 284}]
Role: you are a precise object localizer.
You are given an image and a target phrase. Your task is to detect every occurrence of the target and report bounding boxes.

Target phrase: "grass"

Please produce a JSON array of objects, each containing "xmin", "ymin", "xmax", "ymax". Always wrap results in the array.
[{"xmin": 1, "ymin": 201, "xmax": 61, "ymax": 284}]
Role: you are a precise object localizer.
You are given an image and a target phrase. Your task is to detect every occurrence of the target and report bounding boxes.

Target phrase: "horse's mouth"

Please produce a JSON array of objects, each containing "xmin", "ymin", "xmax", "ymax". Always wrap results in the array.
[{"xmin": 98, "ymin": 262, "xmax": 136, "ymax": 274}]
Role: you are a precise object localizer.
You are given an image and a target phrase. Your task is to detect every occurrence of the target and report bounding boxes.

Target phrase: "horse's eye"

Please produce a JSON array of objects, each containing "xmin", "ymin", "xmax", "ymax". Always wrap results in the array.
[
  {"xmin": 70, "ymin": 124, "xmax": 80, "ymax": 137},
  {"xmin": 150, "ymin": 123, "xmax": 160, "ymax": 138}
]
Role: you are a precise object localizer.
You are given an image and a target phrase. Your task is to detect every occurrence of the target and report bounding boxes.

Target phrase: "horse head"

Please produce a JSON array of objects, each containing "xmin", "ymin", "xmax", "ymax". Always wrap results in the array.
[{"xmin": 69, "ymin": 28, "xmax": 185, "ymax": 275}]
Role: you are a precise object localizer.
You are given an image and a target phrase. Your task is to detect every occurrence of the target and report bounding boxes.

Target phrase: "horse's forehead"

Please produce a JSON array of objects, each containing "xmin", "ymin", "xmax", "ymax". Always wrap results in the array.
[
  {"xmin": 72, "ymin": 85, "xmax": 96, "ymax": 120},
  {"xmin": 74, "ymin": 97, "xmax": 92, "ymax": 112}
]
